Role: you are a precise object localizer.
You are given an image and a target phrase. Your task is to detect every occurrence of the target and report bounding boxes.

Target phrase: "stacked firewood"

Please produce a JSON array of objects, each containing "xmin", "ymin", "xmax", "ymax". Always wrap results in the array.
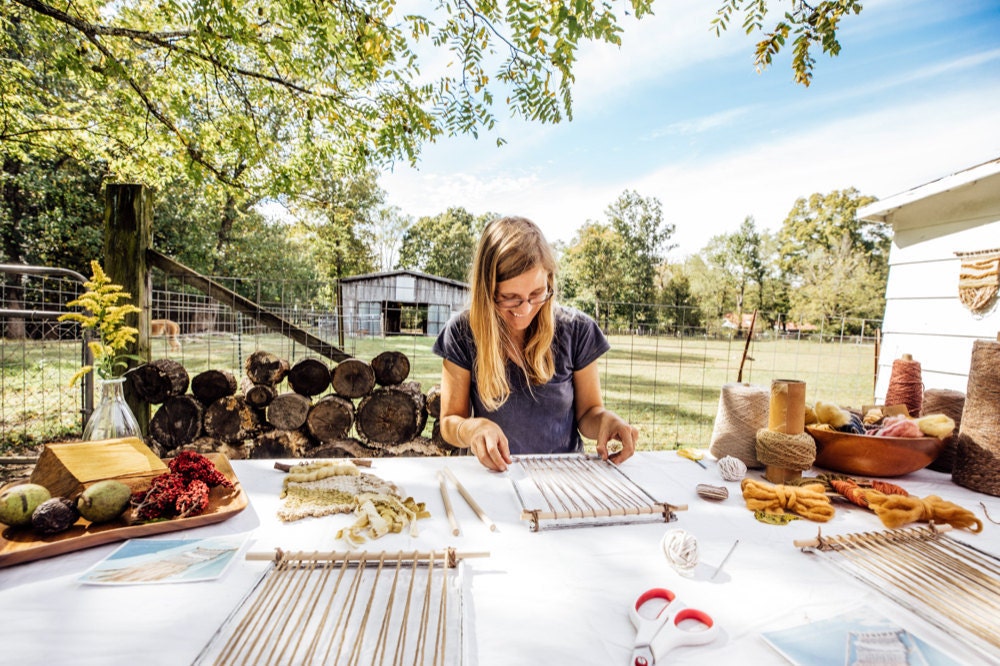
[{"xmin": 128, "ymin": 351, "xmax": 461, "ymax": 460}]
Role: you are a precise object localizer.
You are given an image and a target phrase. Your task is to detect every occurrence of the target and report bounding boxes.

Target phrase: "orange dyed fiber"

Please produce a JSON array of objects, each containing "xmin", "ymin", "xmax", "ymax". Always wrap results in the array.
[{"xmin": 862, "ymin": 490, "xmax": 983, "ymax": 533}]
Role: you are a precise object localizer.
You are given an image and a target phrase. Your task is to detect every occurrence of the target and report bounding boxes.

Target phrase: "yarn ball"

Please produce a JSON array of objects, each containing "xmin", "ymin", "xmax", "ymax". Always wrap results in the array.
[
  {"xmin": 697, "ymin": 484, "xmax": 729, "ymax": 501},
  {"xmin": 661, "ymin": 529, "xmax": 698, "ymax": 576},
  {"xmin": 718, "ymin": 455, "xmax": 748, "ymax": 481}
]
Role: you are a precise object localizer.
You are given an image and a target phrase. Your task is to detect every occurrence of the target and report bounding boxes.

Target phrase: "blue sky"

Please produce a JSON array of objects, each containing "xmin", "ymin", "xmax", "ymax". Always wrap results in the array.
[{"xmin": 378, "ymin": 0, "xmax": 1000, "ymax": 259}]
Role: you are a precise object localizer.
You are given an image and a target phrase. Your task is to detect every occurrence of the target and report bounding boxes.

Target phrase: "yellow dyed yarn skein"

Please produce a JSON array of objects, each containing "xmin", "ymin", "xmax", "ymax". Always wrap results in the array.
[
  {"xmin": 861, "ymin": 490, "xmax": 983, "ymax": 533},
  {"xmin": 740, "ymin": 478, "xmax": 834, "ymax": 522}
]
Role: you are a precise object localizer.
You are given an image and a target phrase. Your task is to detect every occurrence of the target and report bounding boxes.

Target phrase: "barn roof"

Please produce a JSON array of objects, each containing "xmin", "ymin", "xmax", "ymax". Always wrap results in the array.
[
  {"xmin": 338, "ymin": 269, "xmax": 468, "ymax": 289},
  {"xmin": 858, "ymin": 157, "xmax": 1000, "ymax": 224}
]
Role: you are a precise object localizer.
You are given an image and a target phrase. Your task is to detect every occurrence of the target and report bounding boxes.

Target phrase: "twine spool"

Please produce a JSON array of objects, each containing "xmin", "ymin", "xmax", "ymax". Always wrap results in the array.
[
  {"xmin": 952, "ymin": 340, "xmax": 1000, "ymax": 496},
  {"xmin": 760, "ymin": 379, "xmax": 809, "ymax": 483},
  {"xmin": 884, "ymin": 354, "xmax": 923, "ymax": 417},
  {"xmin": 921, "ymin": 388, "xmax": 965, "ymax": 473},
  {"xmin": 708, "ymin": 383, "xmax": 770, "ymax": 468}
]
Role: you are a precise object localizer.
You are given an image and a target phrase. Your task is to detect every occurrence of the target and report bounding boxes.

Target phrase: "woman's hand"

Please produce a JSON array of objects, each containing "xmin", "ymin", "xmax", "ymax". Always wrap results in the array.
[
  {"xmin": 594, "ymin": 410, "xmax": 639, "ymax": 465},
  {"xmin": 462, "ymin": 418, "xmax": 513, "ymax": 472}
]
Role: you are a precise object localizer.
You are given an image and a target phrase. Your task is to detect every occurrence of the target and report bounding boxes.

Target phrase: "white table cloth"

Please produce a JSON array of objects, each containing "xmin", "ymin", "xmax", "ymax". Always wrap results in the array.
[{"xmin": 1, "ymin": 452, "xmax": 997, "ymax": 665}]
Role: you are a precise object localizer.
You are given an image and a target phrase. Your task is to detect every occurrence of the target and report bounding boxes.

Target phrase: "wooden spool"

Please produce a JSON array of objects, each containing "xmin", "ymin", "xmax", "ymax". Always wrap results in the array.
[
  {"xmin": 127, "ymin": 358, "xmax": 189, "ymax": 404},
  {"xmin": 266, "ymin": 392, "xmax": 312, "ymax": 431},
  {"xmin": 203, "ymin": 395, "xmax": 260, "ymax": 443},
  {"xmin": 286, "ymin": 357, "xmax": 331, "ymax": 397},
  {"xmin": 149, "ymin": 394, "xmax": 203, "ymax": 451},
  {"xmin": 371, "ymin": 350, "xmax": 410, "ymax": 386},
  {"xmin": 331, "ymin": 358, "xmax": 376, "ymax": 399},
  {"xmin": 355, "ymin": 382, "xmax": 427, "ymax": 447},
  {"xmin": 764, "ymin": 379, "xmax": 807, "ymax": 484},
  {"xmin": 244, "ymin": 350, "xmax": 288, "ymax": 386},
  {"xmin": 191, "ymin": 369, "xmax": 238, "ymax": 405},
  {"xmin": 306, "ymin": 394, "xmax": 355, "ymax": 443}
]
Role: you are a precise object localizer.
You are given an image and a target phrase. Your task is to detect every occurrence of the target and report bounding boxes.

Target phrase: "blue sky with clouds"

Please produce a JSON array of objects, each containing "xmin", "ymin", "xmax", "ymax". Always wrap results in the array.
[{"xmin": 378, "ymin": 0, "xmax": 1000, "ymax": 258}]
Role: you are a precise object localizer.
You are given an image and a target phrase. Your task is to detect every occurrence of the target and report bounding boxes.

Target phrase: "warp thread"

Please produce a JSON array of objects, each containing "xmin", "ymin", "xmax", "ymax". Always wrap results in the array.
[
  {"xmin": 740, "ymin": 478, "xmax": 834, "ymax": 522},
  {"xmin": 920, "ymin": 389, "xmax": 964, "ymax": 473},
  {"xmin": 884, "ymin": 355, "xmax": 923, "ymax": 417},
  {"xmin": 709, "ymin": 383, "xmax": 770, "ymax": 468},
  {"xmin": 862, "ymin": 490, "xmax": 983, "ymax": 533},
  {"xmin": 952, "ymin": 340, "xmax": 1000, "ymax": 497},
  {"xmin": 754, "ymin": 429, "xmax": 816, "ymax": 471}
]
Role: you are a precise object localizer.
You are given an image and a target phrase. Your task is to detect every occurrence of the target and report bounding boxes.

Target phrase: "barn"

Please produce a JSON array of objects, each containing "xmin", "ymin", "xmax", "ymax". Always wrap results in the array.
[
  {"xmin": 336, "ymin": 269, "xmax": 469, "ymax": 337},
  {"xmin": 859, "ymin": 157, "xmax": 1000, "ymax": 401}
]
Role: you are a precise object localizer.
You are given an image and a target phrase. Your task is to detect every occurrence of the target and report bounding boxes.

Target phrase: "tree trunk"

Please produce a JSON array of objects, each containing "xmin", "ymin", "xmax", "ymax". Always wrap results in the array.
[
  {"xmin": 252, "ymin": 429, "xmax": 311, "ymax": 459},
  {"xmin": 426, "ymin": 384, "xmax": 441, "ymax": 419},
  {"xmin": 244, "ymin": 350, "xmax": 289, "ymax": 385},
  {"xmin": 331, "ymin": 358, "xmax": 375, "ymax": 398},
  {"xmin": 149, "ymin": 394, "xmax": 203, "ymax": 451},
  {"xmin": 287, "ymin": 357, "xmax": 331, "ymax": 396},
  {"xmin": 241, "ymin": 379, "xmax": 278, "ymax": 409},
  {"xmin": 191, "ymin": 369, "xmax": 238, "ymax": 405},
  {"xmin": 266, "ymin": 392, "xmax": 312, "ymax": 431},
  {"xmin": 128, "ymin": 359, "xmax": 190, "ymax": 404},
  {"xmin": 179, "ymin": 436, "xmax": 249, "ymax": 460},
  {"xmin": 309, "ymin": 437, "xmax": 378, "ymax": 459},
  {"xmin": 355, "ymin": 382, "xmax": 427, "ymax": 447},
  {"xmin": 371, "ymin": 350, "xmax": 410, "ymax": 386},
  {"xmin": 306, "ymin": 395, "xmax": 355, "ymax": 443},
  {"xmin": 203, "ymin": 395, "xmax": 260, "ymax": 443}
]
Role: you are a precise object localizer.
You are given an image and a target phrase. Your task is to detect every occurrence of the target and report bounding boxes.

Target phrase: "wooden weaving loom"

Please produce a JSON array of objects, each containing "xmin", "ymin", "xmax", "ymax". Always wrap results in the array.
[
  {"xmin": 195, "ymin": 548, "xmax": 485, "ymax": 666},
  {"xmin": 796, "ymin": 525, "xmax": 1000, "ymax": 662},
  {"xmin": 509, "ymin": 454, "xmax": 685, "ymax": 531}
]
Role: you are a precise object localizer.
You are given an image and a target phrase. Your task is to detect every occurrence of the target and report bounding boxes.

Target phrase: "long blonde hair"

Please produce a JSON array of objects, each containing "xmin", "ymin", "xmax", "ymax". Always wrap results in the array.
[{"xmin": 469, "ymin": 216, "xmax": 557, "ymax": 411}]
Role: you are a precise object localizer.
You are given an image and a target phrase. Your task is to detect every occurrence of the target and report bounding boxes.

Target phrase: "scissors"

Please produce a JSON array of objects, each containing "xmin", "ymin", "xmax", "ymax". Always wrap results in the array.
[{"xmin": 629, "ymin": 588, "xmax": 718, "ymax": 666}]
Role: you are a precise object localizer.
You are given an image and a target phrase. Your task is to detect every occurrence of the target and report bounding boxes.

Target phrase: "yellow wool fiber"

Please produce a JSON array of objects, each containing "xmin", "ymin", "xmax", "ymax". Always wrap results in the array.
[
  {"xmin": 915, "ymin": 413, "xmax": 956, "ymax": 439},
  {"xmin": 814, "ymin": 400, "xmax": 852, "ymax": 428}
]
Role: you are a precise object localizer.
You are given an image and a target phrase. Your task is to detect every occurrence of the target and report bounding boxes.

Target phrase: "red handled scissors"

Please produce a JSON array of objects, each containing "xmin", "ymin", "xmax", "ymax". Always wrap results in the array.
[{"xmin": 629, "ymin": 588, "xmax": 718, "ymax": 666}]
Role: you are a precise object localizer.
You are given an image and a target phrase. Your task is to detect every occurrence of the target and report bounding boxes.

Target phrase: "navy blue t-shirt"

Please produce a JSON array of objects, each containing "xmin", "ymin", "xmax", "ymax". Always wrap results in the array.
[{"xmin": 432, "ymin": 306, "xmax": 610, "ymax": 455}]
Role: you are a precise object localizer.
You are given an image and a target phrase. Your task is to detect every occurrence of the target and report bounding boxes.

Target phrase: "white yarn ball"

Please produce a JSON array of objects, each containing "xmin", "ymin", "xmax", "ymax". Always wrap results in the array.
[
  {"xmin": 718, "ymin": 455, "xmax": 748, "ymax": 481},
  {"xmin": 661, "ymin": 529, "xmax": 698, "ymax": 576}
]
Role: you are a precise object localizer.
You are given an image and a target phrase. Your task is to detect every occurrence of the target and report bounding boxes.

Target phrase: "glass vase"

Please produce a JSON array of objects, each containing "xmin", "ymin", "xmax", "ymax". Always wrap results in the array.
[{"xmin": 83, "ymin": 377, "xmax": 142, "ymax": 441}]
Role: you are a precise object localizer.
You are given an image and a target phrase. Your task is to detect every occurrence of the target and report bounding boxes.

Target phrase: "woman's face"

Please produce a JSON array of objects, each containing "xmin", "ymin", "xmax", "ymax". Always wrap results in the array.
[{"xmin": 494, "ymin": 266, "xmax": 550, "ymax": 334}]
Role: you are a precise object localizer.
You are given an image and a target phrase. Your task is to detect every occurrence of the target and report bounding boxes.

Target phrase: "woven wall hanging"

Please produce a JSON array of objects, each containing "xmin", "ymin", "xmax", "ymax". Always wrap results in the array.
[{"xmin": 955, "ymin": 248, "xmax": 1000, "ymax": 315}]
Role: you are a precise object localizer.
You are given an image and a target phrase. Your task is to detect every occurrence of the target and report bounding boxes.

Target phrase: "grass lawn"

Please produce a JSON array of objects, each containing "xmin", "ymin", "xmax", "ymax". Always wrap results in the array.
[{"xmin": 2, "ymin": 330, "xmax": 877, "ymax": 456}]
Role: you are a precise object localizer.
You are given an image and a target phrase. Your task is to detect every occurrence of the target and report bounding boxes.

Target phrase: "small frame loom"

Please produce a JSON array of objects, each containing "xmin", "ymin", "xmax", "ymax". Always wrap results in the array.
[
  {"xmin": 796, "ymin": 525, "xmax": 1000, "ymax": 663},
  {"xmin": 509, "ymin": 453, "xmax": 684, "ymax": 531},
  {"xmin": 195, "ymin": 548, "xmax": 480, "ymax": 666}
]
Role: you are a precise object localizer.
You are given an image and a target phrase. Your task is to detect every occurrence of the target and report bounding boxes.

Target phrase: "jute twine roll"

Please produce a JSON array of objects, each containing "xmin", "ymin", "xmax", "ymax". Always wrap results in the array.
[
  {"xmin": 922, "ymin": 388, "xmax": 965, "ymax": 473},
  {"xmin": 757, "ymin": 379, "xmax": 814, "ymax": 482},
  {"xmin": 884, "ymin": 354, "xmax": 923, "ymax": 417},
  {"xmin": 952, "ymin": 340, "xmax": 1000, "ymax": 496},
  {"xmin": 709, "ymin": 383, "xmax": 770, "ymax": 468}
]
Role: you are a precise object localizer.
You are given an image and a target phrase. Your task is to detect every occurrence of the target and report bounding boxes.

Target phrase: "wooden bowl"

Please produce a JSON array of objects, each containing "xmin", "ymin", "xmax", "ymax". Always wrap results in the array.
[{"xmin": 807, "ymin": 426, "xmax": 945, "ymax": 477}]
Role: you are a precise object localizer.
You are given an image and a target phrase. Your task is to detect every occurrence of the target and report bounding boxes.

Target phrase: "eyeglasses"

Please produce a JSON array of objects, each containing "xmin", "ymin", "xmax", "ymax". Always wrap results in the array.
[{"xmin": 494, "ymin": 291, "xmax": 553, "ymax": 309}]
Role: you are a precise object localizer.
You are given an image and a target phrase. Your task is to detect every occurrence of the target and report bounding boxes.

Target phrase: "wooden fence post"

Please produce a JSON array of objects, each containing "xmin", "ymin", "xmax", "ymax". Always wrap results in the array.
[{"xmin": 104, "ymin": 183, "xmax": 153, "ymax": 433}]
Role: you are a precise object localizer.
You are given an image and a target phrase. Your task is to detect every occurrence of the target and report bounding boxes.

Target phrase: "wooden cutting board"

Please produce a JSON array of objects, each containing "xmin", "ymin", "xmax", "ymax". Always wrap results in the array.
[{"xmin": 0, "ymin": 453, "xmax": 247, "ymax": 568}]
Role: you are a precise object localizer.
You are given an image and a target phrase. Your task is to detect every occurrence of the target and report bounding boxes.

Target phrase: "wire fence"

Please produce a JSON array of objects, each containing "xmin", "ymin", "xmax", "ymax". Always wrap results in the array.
[{"xmin": 1, "ymin": 269, "xmax": 882, "ymax": 453}]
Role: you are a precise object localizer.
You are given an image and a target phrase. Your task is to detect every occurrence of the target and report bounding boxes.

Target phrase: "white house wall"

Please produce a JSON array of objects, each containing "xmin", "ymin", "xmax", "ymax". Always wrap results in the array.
[{"xmin": 876, "ymin": 211, "xmax": 1000, "ymax": 403}]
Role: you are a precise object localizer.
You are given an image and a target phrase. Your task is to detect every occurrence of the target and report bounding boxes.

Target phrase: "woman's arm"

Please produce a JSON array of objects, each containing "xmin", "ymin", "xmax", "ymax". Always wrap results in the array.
[
  {"xmin": 439, "ymin": 359, "xmax": 512, "ymax": 471},
  {"xmin": 573, "ymin": 360, "xmax": 638, "ymax": 464}
]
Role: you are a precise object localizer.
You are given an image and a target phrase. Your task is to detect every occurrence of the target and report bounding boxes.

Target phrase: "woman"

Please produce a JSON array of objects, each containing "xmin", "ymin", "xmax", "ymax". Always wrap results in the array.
[{"xmin": 433, "ymin": 216, "xmax": 638, "ymax": 471}]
